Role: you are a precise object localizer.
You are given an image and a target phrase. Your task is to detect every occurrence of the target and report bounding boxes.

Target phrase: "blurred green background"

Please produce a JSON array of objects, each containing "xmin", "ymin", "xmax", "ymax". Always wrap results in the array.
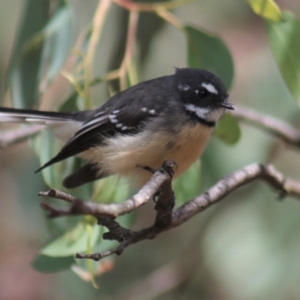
[{"xmin": 0, "ymin": 0, "xmax": 300, "ymax": 299}]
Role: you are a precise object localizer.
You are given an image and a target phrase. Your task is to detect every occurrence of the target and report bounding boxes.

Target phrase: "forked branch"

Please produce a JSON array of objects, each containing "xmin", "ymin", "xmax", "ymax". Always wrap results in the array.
[
  {"xmin": 40, "ymin": 161, "xmax": 300, "ymax": 261},
  {"xmin": 0, "ymin": 126, "xmax": 42, "ymax": 148}
]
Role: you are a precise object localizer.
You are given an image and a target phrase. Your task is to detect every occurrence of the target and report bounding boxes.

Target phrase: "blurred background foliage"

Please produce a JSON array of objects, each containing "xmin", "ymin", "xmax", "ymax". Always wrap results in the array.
[{"xmin": 0, "ymin": 0, "xmax": 300, "ymax": 299}]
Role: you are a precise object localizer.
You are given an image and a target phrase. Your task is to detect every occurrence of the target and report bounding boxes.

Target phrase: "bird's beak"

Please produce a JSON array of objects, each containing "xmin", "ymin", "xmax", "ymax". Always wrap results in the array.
[{"xmin": 220, "ymin": 99, "xmax": 234, "ymax": 110}]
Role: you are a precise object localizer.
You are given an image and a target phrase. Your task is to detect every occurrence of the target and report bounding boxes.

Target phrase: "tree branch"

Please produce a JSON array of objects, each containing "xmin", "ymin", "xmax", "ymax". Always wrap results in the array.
[
  {"xmin": 40, "ymin": 162, "xmax": 300, "ymax": 261},
  {"xmin": 40, "ymin": 160, "xmax": 177, "ymax": 219},
  {"xmin": 0, "ymin": 126, "xmax": 42, "ymax": 148},
  {"xmin": 170, "ymin": 163, "xmax": 300, "ymax": 227},
  {"xmin": 232, "ymin": 106, "xmax": 300, "ymax": 148}
]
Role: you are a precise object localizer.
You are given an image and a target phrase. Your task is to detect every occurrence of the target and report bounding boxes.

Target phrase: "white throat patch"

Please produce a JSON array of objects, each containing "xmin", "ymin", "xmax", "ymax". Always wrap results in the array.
[
  {"xmin": 201, "ymin": 82, "xmax": 218, "ymax": 94},
  {"xmin": 184, "ymin": 104, "xmax": 224, "ymax": 123}
]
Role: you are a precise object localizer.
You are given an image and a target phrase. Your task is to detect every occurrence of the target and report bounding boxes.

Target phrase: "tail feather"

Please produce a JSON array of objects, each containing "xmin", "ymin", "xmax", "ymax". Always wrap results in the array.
[
  {"xmin": 0, "ymin": 107, "xmax": 77, "ymax": 124},
  {"xmin": 0, "ymin": 107, "xmax": 84, "ymax": 142},
  {"xmin": 0, "ymin": 107, "xmax": 95, "ymax": 176}
]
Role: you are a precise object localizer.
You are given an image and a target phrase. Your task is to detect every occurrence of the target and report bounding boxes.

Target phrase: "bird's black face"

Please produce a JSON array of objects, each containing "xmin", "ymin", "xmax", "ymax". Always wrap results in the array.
[{"xmin": 175, "ymin": 68, "xmax": 233, "ymax": 125}]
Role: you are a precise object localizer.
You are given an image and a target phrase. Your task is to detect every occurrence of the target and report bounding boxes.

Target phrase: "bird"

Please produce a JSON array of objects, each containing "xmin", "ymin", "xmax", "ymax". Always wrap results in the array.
[{"xmin": 0, "ymin": 68, "xmax": 233, "ymax": 189}]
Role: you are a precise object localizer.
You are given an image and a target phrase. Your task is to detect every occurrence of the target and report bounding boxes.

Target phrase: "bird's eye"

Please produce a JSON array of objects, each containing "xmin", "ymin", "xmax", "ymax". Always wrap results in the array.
[{"xmin": 197, "ymin": 88, "xmax": 208, "ymax": 98}]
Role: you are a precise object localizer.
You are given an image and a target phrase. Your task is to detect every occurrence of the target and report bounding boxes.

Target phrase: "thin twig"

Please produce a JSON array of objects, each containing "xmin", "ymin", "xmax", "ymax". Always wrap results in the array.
[
  {"xmin": 39, "ymin": 189, "xmax": 78, "ymax": 203},
  {"xmin": 99, "ymin": 262, "xmax": 186, "ymax": 300},
  {"xmin": 0, "ymin": 126, "xmax": 42, "ymax": 148},
  {"xmin": 112, "ymin": 0, "xmax": 196, "ymax": 12},
  {"xmin": 155, "ymin": 7, "xmax": 184, "ymax": 29},
  {"xmin": 119, "ymin": 10, "xmax": 139, "ymax": 90},
  {"xmin": 85, "ymin": 0, "xmax": 111, "ymax": 107},
  {"xmin": 171, "ymin": 163, "xmax": 300, "ymax": 227},
  {"xmin": 232, "ymin": 105, "xmax": 300, "ymax": 148}
]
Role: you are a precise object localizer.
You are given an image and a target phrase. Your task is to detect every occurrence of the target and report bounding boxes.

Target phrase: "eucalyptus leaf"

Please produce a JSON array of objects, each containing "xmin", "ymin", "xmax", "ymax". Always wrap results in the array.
[
  {"xmin": 41, "ymin": 222, "xmax": 100, "ymax": 257},
  {"xmin": 247, "ymin": 0, "xmax": 284, "ymax": 22},
  {"xmin": 92, "ymin": 176, "xmax": 129, "ymax": 204},
  {"xmin": 31, "ymin": 125, "xmax": 84, "ymax": 190},
  {"xmin": 214, "ymin": 113, "xmax": 241, "ymax": 144},
  {"xmin": 59, "ymin": 91, "xmax": 78, "ymax": 112},
  {"xmin": 32, "ymin": 254, "xmax": 74, "ymax": 273},
  {"xmin": 173, "ymin": 160, "xmax": 202, "ymax": 205},
  {"xmin": 266, "ymin": 12, "xmax": 300, "ymax": 104},
  {"xmin": 32, "ymin": 130, "xmax": 59, "ymax": 187},
  {"xmin": 8, "ymin": 0, "xmax": 50, "ymax": 108},
  {"xmin": 39, "ymin": 6, "xmax": 75, "ymax": 92},
  {"xmin": 184, "ymin": 25, "xmax": 234, "ymax": 90}
]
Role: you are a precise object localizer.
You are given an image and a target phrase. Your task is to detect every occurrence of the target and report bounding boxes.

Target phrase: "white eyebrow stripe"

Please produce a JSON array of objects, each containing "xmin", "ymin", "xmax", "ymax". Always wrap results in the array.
[{"xmin": 202, "ymin": 82, "xmax": 218, "ymax": 94}]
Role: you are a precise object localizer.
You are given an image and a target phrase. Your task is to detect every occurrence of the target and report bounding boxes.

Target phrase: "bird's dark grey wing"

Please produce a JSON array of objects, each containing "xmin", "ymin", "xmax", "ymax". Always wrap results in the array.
[{"xmin": 35, "ymin": 75, "xmax": 173, "ymax": 173}]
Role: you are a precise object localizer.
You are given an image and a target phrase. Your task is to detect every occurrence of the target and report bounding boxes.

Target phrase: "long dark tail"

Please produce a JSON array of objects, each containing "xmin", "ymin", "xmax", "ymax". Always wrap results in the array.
[
  {"xmin": 0, "ymin": 107, "xmax": 110, "ymax": 188},
  {"xmin": 0, "ymin": 107, "xmax": 78, "ymax": 124},
  {"xmin": 0, "ymin": 107, "xmax": 86, "ymax": 171}
]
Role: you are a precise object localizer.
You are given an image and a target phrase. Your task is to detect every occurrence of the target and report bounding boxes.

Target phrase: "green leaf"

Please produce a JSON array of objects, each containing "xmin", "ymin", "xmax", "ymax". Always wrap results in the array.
[
  {"xmin": 266, "ymin": 12, "xmax": 300, "ymax": 104},
  {"xmin": 59, "ymin": 91, "xmax": 79, "ymax": 112},
  {"xmin": 92, "ymin": 176, "xmax": 129, "ymax": 204},
  {"xmin": 32, "ymin": 254, "xmax": 74, "ymax": 273},
  {"xmin": 31, "ymin": 130, "xmax": 60, "ymax": 187},
  {"xmin": 247, "ymin": 0, "xmax": 284, "ymax": 22},
  {"xmin": 8, "ymin": 0, "xmax": 50, "ymax": 108},
  {"xmin": 31, "ymin": 128, "xmax": 85, "ymax": 191},
  {"xmin": 39, "ymin": 5, "xmax": 75, "ymax": 92},
  {"xmin": 41, "ymin": 222, "xmax": 100, "ymax": 257},
  {"xmin": 184, "ymin": 25, "xmax": 234, "ymax": 90},
  {"xmin": 8, "ymin": 2, "xmax": 74, "ymax": 107},
  {"xmin": 173, "ymin": 160, "xmax": 202, "ymax": 205},
  {"xmin": 214, "ymin": 113, "xmax": 241, "ymax": 144}
]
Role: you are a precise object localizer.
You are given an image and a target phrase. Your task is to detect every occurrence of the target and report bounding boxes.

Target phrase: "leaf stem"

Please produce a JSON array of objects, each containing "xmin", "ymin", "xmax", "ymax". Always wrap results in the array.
[
  {"xmin": 119, "ymin": 10, "xmax": 139, "ymax": 90},
  {"xmin": 113, "ymin": 0, "xmax": 196, "ymax": 12},
  {"xmin": 85, "ymin": 0, "xmax": 111, "ymax": 108},
  {"xmin": 155, "ymin": 7, "xmax": 184, "ymax": 29}
]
